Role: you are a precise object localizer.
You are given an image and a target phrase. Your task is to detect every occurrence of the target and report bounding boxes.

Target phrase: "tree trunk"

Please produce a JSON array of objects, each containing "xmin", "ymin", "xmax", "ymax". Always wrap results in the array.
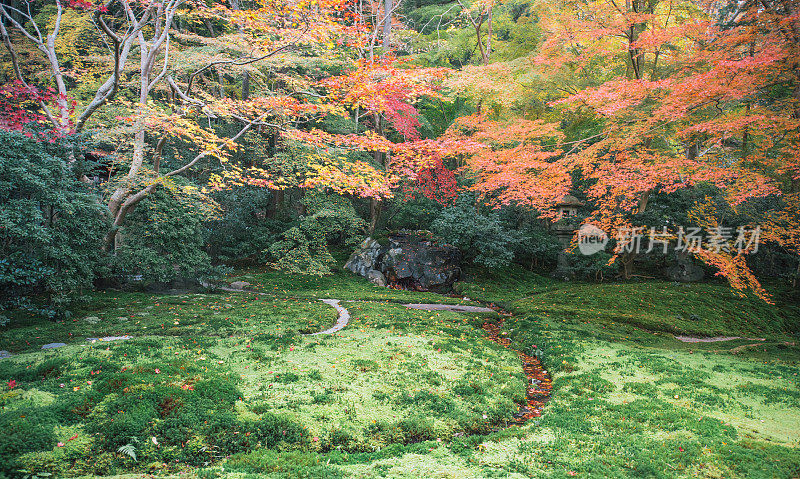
[
  {"xmin": 638, "ymin": 190, "xmax": 650, "ymax": 214},
  {"xmin": 216, "ymin": 68, "xmax": 225, "ymax": 98},
  {"xmin": 382, "ymin": 0, "xmax": 392, "ymax": 51},
  {"xmin": 204, "ymin": 18, "xmax": 216, "ymax": 36},
  {"xmin": 475, "ymin": 21, "xmax": 488, "ymax": 65},
  {"xmin": 368, "ymin": 113, "xmax": 384, "ymax": 234},
  {"xmin": 268, "ymin": 188, "xmax": 285, "ymax": 218},
  {"xmin": 685, "ymin": 141, "xmax": 699, "ymax": 161},
  {"xmin": 153, "ymin": 137, "xmax": 167, "ymax": 174},
  {"xmin": 620, "ymin": 252, "xmax": 635, "ymax": 279},
  {"xmin": 368, "ymin": 198, "xmax": 381, "ymax": 235},
  {"xmin": 618, "ymin": 189, "xmax": 651, "ymax": 278},
  {"xmin": 242, "ymin": 71, "xmax": 250, "ymax": 100},
  {"xmin": 485, "ymin": 8, "xmax": 493, "ymax": 64},
  {"xmin": 298, "ymin": 188, "xmax": 307, "ymax": 216}
]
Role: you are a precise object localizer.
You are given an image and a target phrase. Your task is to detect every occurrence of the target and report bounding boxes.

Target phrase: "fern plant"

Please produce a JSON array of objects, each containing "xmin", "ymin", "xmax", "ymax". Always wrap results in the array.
[{"xmin": 117, "ymin": 443, "xmax": 137, "ymax": 462}]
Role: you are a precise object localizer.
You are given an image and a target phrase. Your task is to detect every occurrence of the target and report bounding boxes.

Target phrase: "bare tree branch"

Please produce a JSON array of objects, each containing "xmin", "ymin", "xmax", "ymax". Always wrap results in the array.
[
  {"xmin": 111, "ymin": 113, "xmax": 270, "ymax": 229},
  {"xmin": 0, "ymin": 19, "xmax": 59, "ymax": 127},
  {"xmin": 184, "ymin": 23, "xmax": 309, "ymax": 96}
]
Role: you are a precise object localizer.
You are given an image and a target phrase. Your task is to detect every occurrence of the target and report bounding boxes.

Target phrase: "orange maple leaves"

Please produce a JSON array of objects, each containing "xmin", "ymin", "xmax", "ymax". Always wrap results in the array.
[{"xmin": 450, "ymin": 0, "xmax": 800, "ymax": 299}]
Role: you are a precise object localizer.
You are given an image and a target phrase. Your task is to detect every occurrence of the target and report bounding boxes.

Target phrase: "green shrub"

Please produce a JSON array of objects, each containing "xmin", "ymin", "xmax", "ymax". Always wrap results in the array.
[
  {"xmin": 366, "ymin": 420, "xmax": 405, "ymax": 443},
  {"xmin": 0, "ymin": 131, "xmax": 107, "ymax": 322},
  {"xmin": 79, "ymin": 360, "xmax": 254, "ymax": 463},
  {"xmin": 511, "ymin": 222, "xmax": 562, "ymax": 270},
  {"xmin": 351, "ymin": 359, "xmax": 379, "ymax": 372},
  {"xmin": 321, "ymin": 427, "xmax": 353, "ymax": 451},
  {"xmin": 396, "ymin": 415, "xmax": 436, "ymax": 443},
  {"xmin": 207, "ymin": 185, "xmax": 290, "ymax": 262},
  {"xmin": 113, "ymin": 180, "xmax": 219, "ymax": 284},
  {"xmin": 268, "ymin": 192, "xmax": 365, "ymax": 275},
  {"xmin": 0, "ymin": 406, "xmax": 58, "ymax": 474},
  {"xmin": 225, "ymin": 449, "xmax": 343, "ymax": 478},
  {"xmin": 193, "ymin": 378, "xmax": 241, "ymax": 405},
  {"xmin": 452, "ymin": 377, "xmax": 487, "ymax": 396},
  {"xmin": 253, "ymin": 412, "xmax": 308, "ymax": 448},
  {"xmin": 365, "ymin": 414, "xmax": 439, "ymax": 445},
  {"xmin": 17, "ymin": 425, "xmax": 95, "ymax": 477},
  {"xmin": 567, "ymin": 250, "xmax": 618, "ymax": 281},
  {"xmin": 431, "ymin": 195, "xmax": 518, "ymax": 268},
  {"xmin": 268, "ymin": 226, "xmax": 335, "ymax": 275},
  {"xmin": 623, "ymin": 382, "xmax": 659, "ymax": 396},
  {"xmin": 274, "ymin": 372, "xmax": 301, "ymax": 384},
  {"xmin": 397, "ymin": 390, "xmax": 456, "ymax": 415},
  {"xmin": 253, "ymin": 331, "xmax": 299, "ymax": 350},
  {"xmin": 0, "ymin": 357, "xmax": 65, "ymax": 383},
  {"xmin": 385, "ymin": 192, "xmax": 442, "ymax": 231}
]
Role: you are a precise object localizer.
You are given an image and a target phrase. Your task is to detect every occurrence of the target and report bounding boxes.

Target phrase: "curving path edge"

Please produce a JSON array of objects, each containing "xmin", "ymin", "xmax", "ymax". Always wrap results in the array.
[
  {"xmin": 674, "ymin": 335, "xmax": 765, "ymax": 343},
  {"xmin": 203, "ymin": 281, "xmax": 351, "ymax": 336},
  {"xmin": 311, "ymin": 299, "xmax": 350, "ymax": 335}
]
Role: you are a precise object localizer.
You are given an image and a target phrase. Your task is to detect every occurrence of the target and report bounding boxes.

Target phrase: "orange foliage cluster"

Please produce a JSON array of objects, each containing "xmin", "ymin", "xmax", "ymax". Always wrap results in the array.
[
  {"xmin": 284, "ymin": 127, "xmax": 484, "ymax": 200},
  {"xmin": 320, "ymin": 58, "xmax": 450, "ymax": 139},
  {"xmin": 454, "ymin": 0, "xmax": 800, "ymax": 299}
]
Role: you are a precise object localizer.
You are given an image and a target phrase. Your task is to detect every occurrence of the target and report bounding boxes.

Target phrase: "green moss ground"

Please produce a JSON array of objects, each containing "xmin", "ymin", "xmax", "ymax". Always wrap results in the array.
[
  {"xmin": 224, "ymin": 267, "xmax": 483, "ymax": 305},
  {"xmin": 1, "ymin": 267, "xmax": 799, "ymax": 478},
  {"xmin": 0, "ymin": 272, "xmax": 516, "ymax": 477}
]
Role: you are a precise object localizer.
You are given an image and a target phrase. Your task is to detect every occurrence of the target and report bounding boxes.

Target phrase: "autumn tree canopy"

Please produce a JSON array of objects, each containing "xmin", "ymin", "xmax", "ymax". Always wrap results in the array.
[
  {"xmin": 445, "ymin": 0, "xmax": 800, "ymax": 300},
  {"xmin": 0, "ymin": 0, "xmax": 797, "ymax": 301}
]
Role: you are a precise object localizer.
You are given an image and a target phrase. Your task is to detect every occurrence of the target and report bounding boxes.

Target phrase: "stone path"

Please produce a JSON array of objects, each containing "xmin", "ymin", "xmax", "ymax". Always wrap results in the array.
[
  {"xmin": 87, "ymin": 336, "xmax": 133, "ymax": 343},
  {"xmin": 402, "ymin": 303, "xmax": 495, "ymax": 313},
  {"xmin": 310, "ymin": 299, "xmax": 350, "ymax": 335},
  {"xmin": 674, "ymin": 335, "xmax": 765, "ymax": 343}
]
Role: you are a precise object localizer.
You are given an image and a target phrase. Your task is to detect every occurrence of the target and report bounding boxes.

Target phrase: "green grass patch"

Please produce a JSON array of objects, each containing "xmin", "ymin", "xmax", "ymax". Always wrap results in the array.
[{"xmin": 2, "ymin": 265, "xmax": 799, "ymax": 478}]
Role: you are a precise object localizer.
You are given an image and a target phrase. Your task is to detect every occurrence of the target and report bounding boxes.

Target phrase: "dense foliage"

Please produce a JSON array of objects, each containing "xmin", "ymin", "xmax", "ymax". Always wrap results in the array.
[
  {"xmin": 0, "ymin": 2, "xmax": 798, "ymax": 478},
  {"xmin": 431, "ymin": 195, "xmax": 518, "ymax": 268},
  {"xmin": 0, "ymin": 0, "xmax": 795, "ymax": 310},
  {"xmin": 0, "ymin": 132, "xmax": 107, "ymax": 321},
  {"xmin": 268, "ymin": 193, "xmax": 365, "ymax": 275},
  {"xmin": 113, "ymin": 182, "xmax": 219, "ymax": 284}
]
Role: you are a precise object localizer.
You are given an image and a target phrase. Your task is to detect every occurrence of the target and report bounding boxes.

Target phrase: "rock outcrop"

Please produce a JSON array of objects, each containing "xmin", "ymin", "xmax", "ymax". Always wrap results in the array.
[
  {"xmin": 229, "ymin": 281, "xmax": 252, "ymax": 290},
  {"xmin": 666, "ymin": 251, "xmax": 705, "ymax": 282},
  {"xmin": 344, "ymin": 231, "xmax": 461, "ymax": 291}
]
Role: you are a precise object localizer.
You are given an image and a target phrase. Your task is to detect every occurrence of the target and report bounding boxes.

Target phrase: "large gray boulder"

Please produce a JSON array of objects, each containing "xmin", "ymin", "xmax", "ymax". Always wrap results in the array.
[
  {"xmin": 344, "ymin": 231, "xmax": 461, "ymax": 291},
  {"xmin": 229, "ymin": 281, "xmax": 251, "ymax": 290},
  {"xmin": 344, "ymin": 238, "xmax": 383, "ymax": 277},
  {"xmin": 666, "ymin": 251, "xmax": 705, "ymax": 282},
  {"xmin": 367, "ymin": 269, "xmax": 387, "ymax": 287}
]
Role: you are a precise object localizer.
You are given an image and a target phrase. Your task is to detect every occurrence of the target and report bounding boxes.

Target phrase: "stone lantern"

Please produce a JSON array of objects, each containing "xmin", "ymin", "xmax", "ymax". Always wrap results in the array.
[
  {"xmin": 555, "ymin": 195, "xmax": 583, "ymax": 221},
  {"xmin": 550, "ymin": 195, "xmax": 584, "ymax": 279},
  {"xmin": 551, "ymin": 195, "xmax": 584, "ymax": 246}
]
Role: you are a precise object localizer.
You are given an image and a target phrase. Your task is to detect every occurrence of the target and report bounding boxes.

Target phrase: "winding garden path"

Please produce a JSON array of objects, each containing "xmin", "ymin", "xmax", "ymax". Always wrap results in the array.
[
  {"xmin": 402, "ymin": 303, "xmax": 495, "ymax": 313},
  {"xmin": 310, "ymin": 299, "xmax": 350, "ymax": 335},
  {"xmin": 1, "ymin": 285, "xmax": 552, "ymax": 426},
  {"xmin": 674, "ymin": 335, "xmax": 765, "ymax": 343}
]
